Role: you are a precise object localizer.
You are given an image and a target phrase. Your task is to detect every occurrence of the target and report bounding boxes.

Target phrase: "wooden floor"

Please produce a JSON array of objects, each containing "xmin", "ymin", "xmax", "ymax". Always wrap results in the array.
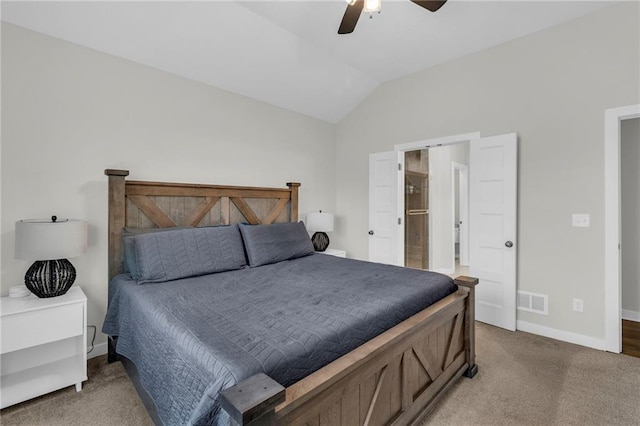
[{"xmin": 622, "ymin": 319, "xmax": 640, "ymax": 358}]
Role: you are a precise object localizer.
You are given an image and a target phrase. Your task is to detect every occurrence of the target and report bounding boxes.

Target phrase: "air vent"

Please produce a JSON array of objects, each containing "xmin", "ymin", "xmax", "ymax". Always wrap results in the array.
[{"xmin": 517, "ymin": 291, "xmax": 548, "ymax": 315}]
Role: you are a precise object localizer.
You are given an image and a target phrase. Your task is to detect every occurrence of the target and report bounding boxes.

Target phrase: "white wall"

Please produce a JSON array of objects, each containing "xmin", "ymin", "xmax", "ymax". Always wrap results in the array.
[
  {"xmin": 334, "ymin": 3, "xmax": 640, "ymax": 340},
  {"xmin": 428, "ymin": 143, "xmax": 468, "ymax": 273},
  {"xmin": 621, "ymin": 117, "xmax": 640, "ymax": 318},
  {"xmin": 1, "ymin": 23, "xmax": 336, "ymax": 349}
]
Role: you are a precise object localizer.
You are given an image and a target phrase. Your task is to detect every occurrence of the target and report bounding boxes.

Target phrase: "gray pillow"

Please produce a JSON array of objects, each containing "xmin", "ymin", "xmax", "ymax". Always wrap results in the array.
[
  {"xmin": 133, "ymin": 225, "xmax": 247, "ymax": 284},
  {"xmin": 123, "ymin": 227, "xmax": 192, "ymax": 278},
  {"xmin": 239, "ymin": 222, "xmax": 314, "ymax": 267}
]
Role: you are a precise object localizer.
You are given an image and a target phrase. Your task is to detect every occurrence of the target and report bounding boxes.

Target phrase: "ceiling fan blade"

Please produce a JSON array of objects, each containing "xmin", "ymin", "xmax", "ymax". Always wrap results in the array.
[
  {"xmin": 338, "ymin": 0, "xmax": 365, "ymax": 34},
  {"xmin": 410, "ymin": 0, "xmax": 447, "ymax": 13}
]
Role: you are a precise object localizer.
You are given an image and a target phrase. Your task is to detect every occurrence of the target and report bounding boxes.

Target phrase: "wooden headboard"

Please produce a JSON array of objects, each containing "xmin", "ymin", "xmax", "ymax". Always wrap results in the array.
[{"xmin": 105, "ymin": 169, "xmax": 300, "ymax": 280}]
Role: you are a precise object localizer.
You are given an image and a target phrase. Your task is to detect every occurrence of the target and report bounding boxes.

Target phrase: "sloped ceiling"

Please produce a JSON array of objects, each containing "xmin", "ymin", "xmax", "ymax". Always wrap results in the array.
[{"xmin": 1, "ymin": 1, "xmax": 613, "ymax": 123}]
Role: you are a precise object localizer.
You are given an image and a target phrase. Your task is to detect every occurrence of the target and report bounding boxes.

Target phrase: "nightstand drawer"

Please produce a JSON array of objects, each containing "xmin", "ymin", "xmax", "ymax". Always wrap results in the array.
[{"xmin": 1, "ymin": 303, "xmax": 83, "ymax": 354}]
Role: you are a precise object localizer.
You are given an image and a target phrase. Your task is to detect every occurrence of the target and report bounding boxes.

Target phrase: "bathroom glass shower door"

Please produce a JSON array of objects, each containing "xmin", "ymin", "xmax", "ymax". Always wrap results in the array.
[{"xmin": 404, "ymin": 150, "xmax": 429, "ymax": 270}]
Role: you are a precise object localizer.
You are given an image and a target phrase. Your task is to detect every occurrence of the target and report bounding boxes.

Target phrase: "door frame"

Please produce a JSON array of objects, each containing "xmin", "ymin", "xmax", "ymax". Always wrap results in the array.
[
  {"xmin": 604, "ymin": 104, "xmax": 640, "ymax": 353},
  {"xmin": 452, "ymin": 162, "xmax": 469, "ymax": 268},
  {"xmin": 395, "ymin": 132, "xmax": 481, "ymax": 270}
]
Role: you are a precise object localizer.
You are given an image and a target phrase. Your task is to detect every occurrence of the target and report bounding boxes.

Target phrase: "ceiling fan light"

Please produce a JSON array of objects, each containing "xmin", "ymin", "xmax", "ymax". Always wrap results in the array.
[{"xmin": 363, "ymin": 0, "xmax": 382, "ymax": 13}]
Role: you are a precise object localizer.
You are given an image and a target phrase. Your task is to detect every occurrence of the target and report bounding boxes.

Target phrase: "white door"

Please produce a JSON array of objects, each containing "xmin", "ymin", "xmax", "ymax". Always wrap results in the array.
[
  {"xmin": 469, "ymin": 133, "xmax": 518, "ymax": 331},
  {"xmin": 368, "ymin": 151, "xmax": 402, "ymax": 266}
]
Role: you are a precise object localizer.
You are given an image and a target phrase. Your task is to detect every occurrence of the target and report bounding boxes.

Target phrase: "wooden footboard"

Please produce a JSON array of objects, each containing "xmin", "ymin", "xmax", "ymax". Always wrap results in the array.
[{"xmin": 222, "ymin": 276, "xmax": 478, "ymax": 425}]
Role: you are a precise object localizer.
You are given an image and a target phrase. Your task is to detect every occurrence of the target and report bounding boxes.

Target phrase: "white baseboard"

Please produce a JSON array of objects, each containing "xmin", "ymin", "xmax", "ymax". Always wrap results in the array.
[
  {"xmin": 516, "ymin": 320, "xmax": 606, "ymax": 351},
  {"xmin": 434, "ymin": 267, "xmax": 455, "ymax": 274},
  {"xmin": 622, "ymin": 309, "xmax": 640, "ymax": 322},
  {"xmin": 87, "ymin": 342, "xmax": 108, "ymax": 359}
]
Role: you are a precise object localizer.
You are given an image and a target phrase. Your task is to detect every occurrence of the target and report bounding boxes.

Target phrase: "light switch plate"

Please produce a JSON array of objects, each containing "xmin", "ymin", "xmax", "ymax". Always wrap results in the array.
[{"xmin": 572, "ymin": 214, "xmax": 590, "ymax": 227}]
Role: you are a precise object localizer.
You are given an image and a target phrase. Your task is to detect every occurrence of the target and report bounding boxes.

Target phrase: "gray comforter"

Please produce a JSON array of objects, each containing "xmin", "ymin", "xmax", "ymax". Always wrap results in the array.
[{"xmin": 103, "ymin": 254, "xmax": 456, "ymax": 425}]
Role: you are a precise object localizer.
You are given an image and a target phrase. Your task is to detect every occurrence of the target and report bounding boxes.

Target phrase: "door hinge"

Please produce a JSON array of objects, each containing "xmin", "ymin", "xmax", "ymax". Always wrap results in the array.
[
  {"xmin": 398, "ymin": 217, "xmax": 402, "ymax": 225},
  {"xmin": 398, "ymin": 163, "xmax": 402, "ymax": 171}
]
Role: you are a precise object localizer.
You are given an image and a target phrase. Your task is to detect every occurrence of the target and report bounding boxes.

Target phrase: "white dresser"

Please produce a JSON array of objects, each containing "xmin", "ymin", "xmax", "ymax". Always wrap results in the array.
[{"xmin": 0, "ymin": 286, "xmax": 87, "ymax": 408}]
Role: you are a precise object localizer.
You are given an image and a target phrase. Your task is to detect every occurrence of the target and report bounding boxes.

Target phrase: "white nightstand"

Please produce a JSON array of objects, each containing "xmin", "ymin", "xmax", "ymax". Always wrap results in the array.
[
  {"xmin": 0, "ymin": 286, "xmax": 87, "ymax": 409},
  {"xmin": 317, "ymin": 248, "xmax": 347, "ymax": 258}
]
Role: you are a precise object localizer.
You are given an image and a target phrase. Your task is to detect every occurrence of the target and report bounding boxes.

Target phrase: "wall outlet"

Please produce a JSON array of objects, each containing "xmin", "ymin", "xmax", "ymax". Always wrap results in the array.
[
  {"xmin": 573, "ymin": 298, "xmax": 584, "ymax": 312},
  {"xmin": 572, "ymin": 214, "xmax": 590, "ymax": 227}
]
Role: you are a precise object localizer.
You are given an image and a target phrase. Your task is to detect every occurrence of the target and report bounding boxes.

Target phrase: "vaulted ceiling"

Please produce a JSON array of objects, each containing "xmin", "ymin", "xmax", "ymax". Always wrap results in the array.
[{"xmin": 1, "ymin": 1, "xmax": 613, "ymax": 123}]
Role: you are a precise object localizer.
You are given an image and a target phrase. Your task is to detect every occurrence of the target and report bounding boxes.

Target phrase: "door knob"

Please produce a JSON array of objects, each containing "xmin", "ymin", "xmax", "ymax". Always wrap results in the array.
[
  {"xmin": 368, "ymin": 230, "xmax": 374, "ymax": 235},
  {"xmin": 505, "ymin": 241, "xmax": 513, "ymax": 248}
]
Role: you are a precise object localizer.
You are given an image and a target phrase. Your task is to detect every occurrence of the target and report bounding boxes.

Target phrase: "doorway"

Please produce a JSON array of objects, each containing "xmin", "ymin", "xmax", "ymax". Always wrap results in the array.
[
  {"xmin": 621, "ymin": 117, "xmax": 640, "ymax": 358},
  {"xmin": 452, "ymin": 162, "xmax": 469, "ymax": 276},
  {"xmin": 604, "ymin": 104, "xmax": 640, "ymax": 353},
  {"xmin": 402, "ymin": 144, "xmax": 470, "ymax": 274}
]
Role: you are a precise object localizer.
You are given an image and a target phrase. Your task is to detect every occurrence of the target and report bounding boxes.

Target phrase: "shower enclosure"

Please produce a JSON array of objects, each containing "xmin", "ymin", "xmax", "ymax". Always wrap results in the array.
[{"xmin": 404, "ymin": 149, "xmax": 429, "ymax": 270}]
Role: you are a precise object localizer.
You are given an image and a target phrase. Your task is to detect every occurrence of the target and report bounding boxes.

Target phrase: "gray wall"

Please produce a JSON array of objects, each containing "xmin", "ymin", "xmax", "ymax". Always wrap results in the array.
[
  {"xmin": 1, "ymin": 23, "xmax": 336, "ymax": 349},
  {"xmin": 621, "ymin": 117, "xmax": 640, "ymax": 317},
  {"xmin": 334, "ymin": 3, "xmax": 640, "ymax": 339}
]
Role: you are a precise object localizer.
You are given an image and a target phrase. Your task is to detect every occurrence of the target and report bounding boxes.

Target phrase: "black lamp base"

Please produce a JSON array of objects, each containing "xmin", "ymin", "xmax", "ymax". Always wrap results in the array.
[
  {"xmin": 25, "ymin": 259, "xmax": 76, "ymax": 298},
  {"xmin": 312, "ymin": 232, "xmax": 330, "ymax": 252}
]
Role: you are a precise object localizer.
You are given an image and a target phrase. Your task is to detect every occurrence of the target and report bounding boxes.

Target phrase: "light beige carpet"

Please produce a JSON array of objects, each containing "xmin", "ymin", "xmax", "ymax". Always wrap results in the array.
[
  {"xmin": 2, "ymin": 323, "xmax": 639, "ymax": 425},
  {"xmin": 0, "ymin": 354, "xmax": 153, "ymax": 426},
  {"xmin": 424, "ymin": 324, "xmax": 640, "ymax": 425}
]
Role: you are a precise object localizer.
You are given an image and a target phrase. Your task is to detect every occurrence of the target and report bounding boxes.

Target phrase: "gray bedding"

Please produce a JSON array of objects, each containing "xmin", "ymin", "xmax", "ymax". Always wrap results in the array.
[{"xmin": 103, "ymin": 254, "xmax": 457, "ymax": 425}]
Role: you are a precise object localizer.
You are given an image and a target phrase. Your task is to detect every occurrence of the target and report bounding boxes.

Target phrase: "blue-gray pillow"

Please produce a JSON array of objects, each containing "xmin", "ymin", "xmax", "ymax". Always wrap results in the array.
[
  {"xmin": 133, "ymin": 225, "xmax": 247, "ymax": 284},
  {"xmin": 239, "ymin": 222, "xmax": 314, "ymax": 267},
  {"xmin": 123, "ymin": 227, "xmax": 193, "ymax": 278}
]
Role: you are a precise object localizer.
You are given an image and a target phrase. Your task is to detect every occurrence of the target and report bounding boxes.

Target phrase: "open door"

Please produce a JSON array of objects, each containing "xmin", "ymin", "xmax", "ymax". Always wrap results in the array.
[
  {"xmin": 469, "ymin": 133, "xmax": 518, "ymax": 331},
  {"xmin": 368, "ymin": 151, "xmax": 402, "ymax": 266}
]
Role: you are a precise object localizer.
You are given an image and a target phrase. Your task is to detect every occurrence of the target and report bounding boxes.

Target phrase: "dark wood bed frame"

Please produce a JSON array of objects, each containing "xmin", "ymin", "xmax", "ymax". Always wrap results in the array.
[{"xmin": 105, "ymin": 169, "xmax": 478, "ymax": 426}]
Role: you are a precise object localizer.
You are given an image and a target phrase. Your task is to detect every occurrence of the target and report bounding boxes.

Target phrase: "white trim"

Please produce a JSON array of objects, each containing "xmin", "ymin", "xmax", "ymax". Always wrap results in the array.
[
  {"xmin": 622, "ymin": 309, "xmax": 640, "ymax": 322},
  {"xmin": 604, "ymin": 104, "xmax": 640, "ymax": 353},
  {"xmin": 427, "ymin": 162, "xmax": 433, "ymax": 271},
  {"xmin": 87, "ymin": 342, "xmax": 108, "ymax": 360},
  {"xmin": 394, "ymin": 132, "xmax": 481, "ymax": 152},
  {"xmin": 395, "ymin": 150, "xmax": 404, "ymax": 267},
  {"xmin": 517, "ymin": 321, "xmax": 605, "ymax": 351}
]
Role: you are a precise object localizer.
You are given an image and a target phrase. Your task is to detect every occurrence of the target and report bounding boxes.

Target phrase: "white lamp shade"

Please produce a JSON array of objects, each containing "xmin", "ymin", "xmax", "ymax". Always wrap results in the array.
[
  {"xmin": 306, "ymin": 212, "xmax": 334, "ymax": 233},
  {"xmin": 15, "ymin": 219, "xmax": 88, "ymax": 261}
]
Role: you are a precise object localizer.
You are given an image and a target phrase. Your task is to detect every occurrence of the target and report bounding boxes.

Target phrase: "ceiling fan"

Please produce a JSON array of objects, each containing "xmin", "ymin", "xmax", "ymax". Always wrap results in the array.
[{"xmin": 338, "ymin": 0, "xmax": 447, "ymax": 34}]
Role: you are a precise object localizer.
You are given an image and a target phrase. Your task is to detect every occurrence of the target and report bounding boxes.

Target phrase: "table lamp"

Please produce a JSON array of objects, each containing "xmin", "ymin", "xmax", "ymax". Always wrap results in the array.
[
  {"xmin": 15, "ymin": 216, "xmax": 88, "ymax": 298},
  {"xmin": 306, "ymin": 211, "xmax": 334, "ymax": 252}
]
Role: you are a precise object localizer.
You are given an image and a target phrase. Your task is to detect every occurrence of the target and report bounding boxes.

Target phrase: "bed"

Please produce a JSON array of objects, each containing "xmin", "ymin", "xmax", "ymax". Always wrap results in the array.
[{"xmin": 103, "ymin": 169, "xmax": 478, "ymax": 425}]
